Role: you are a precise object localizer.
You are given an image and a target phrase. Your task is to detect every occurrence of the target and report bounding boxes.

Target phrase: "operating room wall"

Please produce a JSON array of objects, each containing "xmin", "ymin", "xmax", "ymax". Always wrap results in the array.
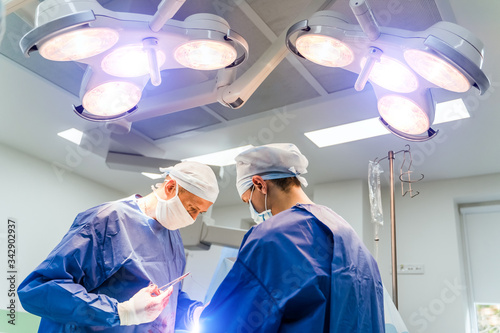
[
  {"xmin": 376, "ymin": 172, "xmax": 500, "ymax": 333},
  {"xmin": 0, "ymin": 142, "xmax": 127, "ymax": 313},
  {"xmin": 310, "ymin": 173, "xmax": 500, "ymax": 333}
]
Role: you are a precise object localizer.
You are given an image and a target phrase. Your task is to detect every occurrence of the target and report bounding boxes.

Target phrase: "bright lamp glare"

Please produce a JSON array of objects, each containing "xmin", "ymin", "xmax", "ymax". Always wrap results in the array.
[
  {"xmin": 183, "ymin": 145, "xmax": 253, "ymax": 166},
  {"xmin": 404, "ymin": 49, "xmax": 471, "ymax": 93},
  {"xmin": 82, "ymin": 82, "xmax": 142, "ymax": 116},
  {"xmin": 361, "ymin": 55, "xmax": 418, "ymax": 93},
  {"xmin": 296, "ymin": 34, "xmax": 354, "ymax": 67},
  {"xmin": 39, "ymin": 28, "xmax": 119, "ymax": 61},
  {"xmin": 378, "ymin": 95, "xmax": 430, "ymax": 135},
  {"xmin": 175, "ymin": 40, "xmax": 237, "ymax": 70},
  {"xmin": 102, "ymin": 45, "xmax": 166, "ymax": 77}
]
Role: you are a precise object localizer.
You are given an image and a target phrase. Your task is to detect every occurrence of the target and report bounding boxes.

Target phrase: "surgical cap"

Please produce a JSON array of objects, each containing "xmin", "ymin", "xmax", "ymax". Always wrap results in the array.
[
  {"xmin": 235, "ymin": 143, "xmax": 308, "ymax": 197},
  {"xmin": 160, "ymin": 161, "xmax": 219, "ymax": 203}
]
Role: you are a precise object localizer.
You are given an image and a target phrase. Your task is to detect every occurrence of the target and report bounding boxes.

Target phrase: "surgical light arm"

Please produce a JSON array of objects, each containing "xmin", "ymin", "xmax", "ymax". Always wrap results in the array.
[
  {"xmin": 216, "ymin": 0, "xmax": 335, "ymax": 109},
  {"xmin": 179, "ymin": 216, "xmax": 247, "ymax": 251}
]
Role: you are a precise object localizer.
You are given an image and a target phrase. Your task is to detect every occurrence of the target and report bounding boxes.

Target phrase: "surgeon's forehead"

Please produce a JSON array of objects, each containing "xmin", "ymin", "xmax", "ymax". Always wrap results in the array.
[{"xmin": 181, "ymin": 189, "xmax": 212, "ymax": 211}]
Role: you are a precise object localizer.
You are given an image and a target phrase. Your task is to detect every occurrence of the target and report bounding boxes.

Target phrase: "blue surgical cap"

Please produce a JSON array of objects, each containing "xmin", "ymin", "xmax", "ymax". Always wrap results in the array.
[{"xmin": 235, "ymin": 143, "xmax": 308, "ymax": 197}]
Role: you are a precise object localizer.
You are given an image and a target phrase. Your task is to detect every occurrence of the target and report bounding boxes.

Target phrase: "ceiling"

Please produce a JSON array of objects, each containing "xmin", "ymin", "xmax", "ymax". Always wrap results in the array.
[{"xmin": 0, "ymin": 0, "xmax": 499, "ymax": 207}]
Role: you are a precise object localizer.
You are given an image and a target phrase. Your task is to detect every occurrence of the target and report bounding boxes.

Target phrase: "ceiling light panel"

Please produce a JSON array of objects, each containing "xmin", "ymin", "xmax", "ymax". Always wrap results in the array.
[
  {"xmin": 304, "ymin": 98, "xmax": 469, "ymax": 148},
  {"xmin": 183, "ymin": 145, "xmax": 253, "ymax": 166},
  {"xmin": 305, "ymin": 118, "xmax": 390, "ymax": 147},
  {"xmin": 57, "ymin": 128, "xmax": 83, "ymax": 145}
]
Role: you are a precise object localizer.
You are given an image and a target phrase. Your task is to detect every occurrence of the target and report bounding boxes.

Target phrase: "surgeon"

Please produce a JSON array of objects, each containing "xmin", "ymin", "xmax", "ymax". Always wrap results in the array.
[
  {"xmin": 199, "ymin": 143, "xmax": 384, "ymax": 332},
  {"xmin": 18, "ymin": 161, "xmax": 218, "ymax": 332}
]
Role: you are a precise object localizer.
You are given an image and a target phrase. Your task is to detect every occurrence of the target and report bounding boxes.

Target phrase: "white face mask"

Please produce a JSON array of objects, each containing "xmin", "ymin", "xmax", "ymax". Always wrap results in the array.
[
  {"xmin": 153, "ymin": 184, "xmax": 195, "ymax": 230},
  {"xmin": 248, "ymin": 186, "xmax": 272, "ymax": 224}
]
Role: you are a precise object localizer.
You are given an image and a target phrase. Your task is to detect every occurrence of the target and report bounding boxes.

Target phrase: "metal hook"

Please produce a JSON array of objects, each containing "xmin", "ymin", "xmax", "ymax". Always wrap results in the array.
[{"xmin": 399, "ymin": 148, "xmax": 423, "ymax": 198}]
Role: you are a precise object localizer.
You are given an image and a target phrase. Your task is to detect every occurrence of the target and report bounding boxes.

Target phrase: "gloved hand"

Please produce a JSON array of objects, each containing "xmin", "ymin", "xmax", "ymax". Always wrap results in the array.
[{"xmin": 118, "ymin": 283, "xmax": 173, "ymax": 326}]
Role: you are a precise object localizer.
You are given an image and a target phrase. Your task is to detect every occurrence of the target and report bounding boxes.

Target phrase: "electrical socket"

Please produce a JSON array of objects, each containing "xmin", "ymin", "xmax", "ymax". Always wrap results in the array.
[{"xmin": 397, "ymin": 263, "xmax": 425, "ymax": 275}]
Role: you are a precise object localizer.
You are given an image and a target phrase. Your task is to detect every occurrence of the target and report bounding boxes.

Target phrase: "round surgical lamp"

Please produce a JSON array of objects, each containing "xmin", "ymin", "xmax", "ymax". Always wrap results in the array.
[
  {"xmin": 377, "ymin": 92, "xmax": 438, "ymax": 142},
  {"xmin": 40, "ymin": 27, "xmax": 119, "ymax": 61},
  {"xmin": 175, "ymin": 39, "xmax": 237, "ymax": 70},
  {"xmin": 20, "ymin": 0, "xmax": 119, "ymax": 60},
  {"xmin": 74, "ymin": 68, "xmax": 142, "ymax": 121},
  {"xmin": 378, "ymin": 95, "xmax": 430, "ymax": 135},
  {"xmin": 82, "ymin": 81, "xmax": 142, "ymax": 117},
  {"xmin": 404, "ymin": 21, "xmax": 490, "ymax": 95},
  {"xmin": 174, "ymin": 14, "xmax": 248, "ymax": 70},
  {"xmin": 361, "ymin": 54, "xmax": 419, "ymax": 93},
  {"xmin": 286, "ymin": 11, "xmax": 354, "ymax": 68},
  {"xmin": 102, "ymin": 43, "xmax": 167, "ymax": 77}
]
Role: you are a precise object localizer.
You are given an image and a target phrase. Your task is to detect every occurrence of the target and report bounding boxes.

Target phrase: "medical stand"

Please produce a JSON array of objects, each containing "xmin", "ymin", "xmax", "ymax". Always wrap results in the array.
[{"xmin": 373, "ymin": 145, "xmax": 423, "ymax": 309}]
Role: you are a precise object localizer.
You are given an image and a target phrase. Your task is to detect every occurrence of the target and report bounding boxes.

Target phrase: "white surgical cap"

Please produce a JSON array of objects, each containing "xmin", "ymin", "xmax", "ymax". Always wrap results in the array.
[
  {"xmin": 160, "ymin": 161, "xmax": 219, "ymax": 203},
  {"xmin": 235, "ymin": 143, "xmax": 308, "ymax": 197}
]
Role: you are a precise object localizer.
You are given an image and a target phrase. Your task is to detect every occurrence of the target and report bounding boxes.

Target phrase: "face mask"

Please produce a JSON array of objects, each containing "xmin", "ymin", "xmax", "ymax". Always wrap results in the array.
[
  {"xmin": 248, "ymin": 186, "xmax": 273, "ymax": 224},
  {"xmin": 153, "ymin": 184, "xmax": 195, "ymax": 230}
]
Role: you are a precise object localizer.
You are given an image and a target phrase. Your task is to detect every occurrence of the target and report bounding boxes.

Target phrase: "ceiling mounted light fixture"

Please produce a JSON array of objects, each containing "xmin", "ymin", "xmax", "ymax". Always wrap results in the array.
[
  {"xmin": 20, "ymin": 0, "xmax": 249, "ymax": 121},
  {"xmin": 286, "ymin": 0, "xmax": 489, "ymax": 141}
]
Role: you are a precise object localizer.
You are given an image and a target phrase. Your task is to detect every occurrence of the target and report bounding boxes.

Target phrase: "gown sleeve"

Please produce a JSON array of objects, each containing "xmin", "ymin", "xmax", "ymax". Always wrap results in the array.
[
  {"xmin": 198, "ymin": 259, "xmax": 282, "ymax": 332},
  {"xmin": 17, "ymin": 213, "xmax": 121, "ymax": 327},
  {"xmin": 175, "ymin": 290, "xmax": 204, "ymax": 330}
]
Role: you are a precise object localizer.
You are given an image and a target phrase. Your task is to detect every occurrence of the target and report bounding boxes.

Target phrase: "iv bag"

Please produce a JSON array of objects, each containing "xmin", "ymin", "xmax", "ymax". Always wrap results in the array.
[{"xmin": 368, "ymin": 160, "xmax": 384, "ymax": 226}]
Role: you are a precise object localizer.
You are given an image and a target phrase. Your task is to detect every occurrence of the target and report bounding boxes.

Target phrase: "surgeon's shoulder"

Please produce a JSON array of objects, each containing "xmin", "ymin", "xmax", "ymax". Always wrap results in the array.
[
  {"xmin": 72, "ymin": 196, "xmax": 138, "ymax": 229},
  {"xmin": 249, "ymin": 205, "xmax": 317, "ymax": 238}
]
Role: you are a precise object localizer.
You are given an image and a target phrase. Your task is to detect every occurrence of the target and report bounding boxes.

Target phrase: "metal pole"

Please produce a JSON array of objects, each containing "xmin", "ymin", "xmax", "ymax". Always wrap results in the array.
[{"xmin": 389, "ymin": 150, "xmax": 398, "ymax": 309}]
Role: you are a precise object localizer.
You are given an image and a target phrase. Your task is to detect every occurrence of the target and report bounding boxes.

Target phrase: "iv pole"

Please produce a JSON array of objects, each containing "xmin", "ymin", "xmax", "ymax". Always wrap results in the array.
[
  {"xmin": 388, "ymin": 150, "xmax": 398, "ymax": 309},
  {"xmin": 374, "ymin": 145, "xmax": 423, "ymax": 310}
]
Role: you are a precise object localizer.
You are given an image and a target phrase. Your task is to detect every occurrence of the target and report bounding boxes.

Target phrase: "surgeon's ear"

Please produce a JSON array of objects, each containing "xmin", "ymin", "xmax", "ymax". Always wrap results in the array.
[
  {"xmin": 163, "ymin": 179, "xmax": 177, "ymax": 198},
  {"xmin": 251, "ymin": 176, "xmax": 267, "ymax": 194}
]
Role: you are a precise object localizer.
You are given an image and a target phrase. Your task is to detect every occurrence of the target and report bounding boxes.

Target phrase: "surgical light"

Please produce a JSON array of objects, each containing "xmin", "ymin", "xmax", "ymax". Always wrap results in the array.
[
  {"xmin": 360, "ymin": 55, "xmax": 418, "ymax": 93},
  {"xmin": 378, "ymin": 95, "xmax": 430, "ymax": 135},
  {"xmin": 82, "ymin": 81, "xmax": 142, "ymax": 117},
  {"xmin": 38, "ymin": 27, "xmax": 119, "ymax": 61},
  {"xmin": 175, "ymin": 40, "xmax": 238, "ymax": 70},
  {"xmin": 404, "ymin": 49, "xmax": 471, "ymax": 93},
  {"xmin": 102, "ymin": 44, "xmax": 167, "ymax": 78},
  {"xmin": 20, "ymin": 0, "xmax": 248, "ymax": 121},
  {"xmin": 286, "ymin": 0, "xmax": 490, "ymax": 141},
  {"xmin": 295, "ymin": 34, "xmax": 354, "ymax": 67}
]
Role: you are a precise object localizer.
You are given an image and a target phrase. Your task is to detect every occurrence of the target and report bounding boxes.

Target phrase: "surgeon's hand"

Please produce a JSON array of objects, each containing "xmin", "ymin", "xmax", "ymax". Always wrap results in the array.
[{"xmin": 118, "ymin": 283, "xmax": 173, "ymax": 326}]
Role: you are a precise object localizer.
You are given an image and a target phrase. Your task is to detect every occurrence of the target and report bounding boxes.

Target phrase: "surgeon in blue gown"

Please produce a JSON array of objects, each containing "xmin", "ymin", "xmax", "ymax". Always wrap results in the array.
[
  {"xmin": 199, "ymin": 144, "xmax": 385, "ymax": 332},
  {"xmin": 18, "ymin": 161, "xmax": 218, "ymax": 332}
]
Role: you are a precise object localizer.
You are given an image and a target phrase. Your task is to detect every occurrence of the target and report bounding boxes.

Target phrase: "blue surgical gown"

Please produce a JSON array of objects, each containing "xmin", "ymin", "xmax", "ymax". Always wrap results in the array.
[
  {"xmin": 199, "ymin": 204, "xmax": 385, "ymax": 332},
  {"xmin": 18, "ymin": 195, "xmax": 201, "ymax": 332}
]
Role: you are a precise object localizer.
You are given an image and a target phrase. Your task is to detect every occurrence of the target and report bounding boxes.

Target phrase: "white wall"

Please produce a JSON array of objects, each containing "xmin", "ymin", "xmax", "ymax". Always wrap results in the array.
[
  {"xmin": 383, "ymin": 173, "xmax": 500, "ymax": 333},
  {"xmin": 313, "ymin": 179, "xmax": 372, "ymax": 249},
  {"xmin": 313, "ymin": 173, "xmax": 500, "ymax": 333},
  {"xmin": 0, "ymin": 142, "xmax": 126, "ymax": 312}
]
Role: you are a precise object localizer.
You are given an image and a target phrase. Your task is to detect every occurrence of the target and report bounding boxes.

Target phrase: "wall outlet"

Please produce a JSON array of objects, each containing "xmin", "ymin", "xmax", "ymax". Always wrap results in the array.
[{"xmin": 397, "ymin": 263, "xmax": 425, "ymax": 274}]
